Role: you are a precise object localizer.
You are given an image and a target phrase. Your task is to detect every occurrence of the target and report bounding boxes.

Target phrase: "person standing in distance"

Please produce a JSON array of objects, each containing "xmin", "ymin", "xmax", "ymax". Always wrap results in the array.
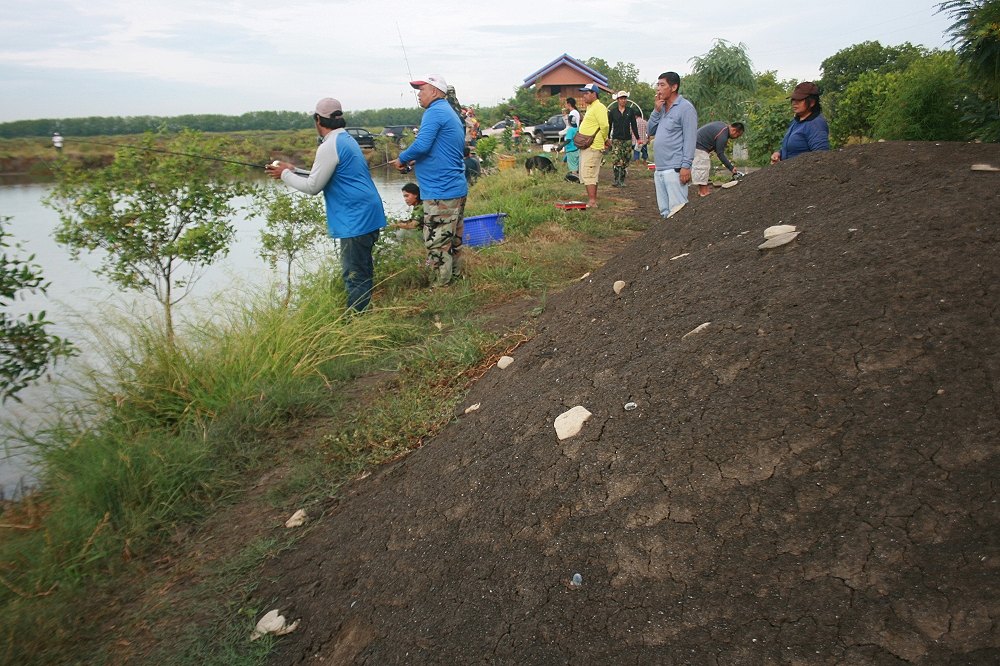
[
  {"xmin": 389, "ymin": 75, "xmax": 468, "ymax": 287},
  {"xmin": 576, "ymin": 83, "xmax": 610, "ymax": 209},
  {"xmin": 647, "ymin": 71, "xmax": 697, "ymax": 218},
  {"xmin": 559, "ymin": 97, "xmax": 582, "ymax": 141},
  {"xmin": 266, "ymin": 97, "xmax": 386, "ymax": 312},
  {"xmin": 633, "ymin": 114, "xmax": 649, "ymax": 163},
  {"xmin": 771, "ymin": 82, "xmax": 829, "ymax": 164},
  {"xmin": 607, "ymin": 91, "xmax": 640, "ymax": 187}
]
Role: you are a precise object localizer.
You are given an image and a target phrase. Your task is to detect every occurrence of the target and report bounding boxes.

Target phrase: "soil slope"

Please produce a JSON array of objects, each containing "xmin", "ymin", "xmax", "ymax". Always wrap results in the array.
[{"xmin": 257, "ymin": 142, "xmax": 1000, "ymax": 665}]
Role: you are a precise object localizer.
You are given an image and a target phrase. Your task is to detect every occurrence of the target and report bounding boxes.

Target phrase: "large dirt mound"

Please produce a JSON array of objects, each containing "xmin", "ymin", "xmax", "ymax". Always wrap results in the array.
[{"xmin": 259, "ymin": 142, "xmax": 1000, "ymax": 665}]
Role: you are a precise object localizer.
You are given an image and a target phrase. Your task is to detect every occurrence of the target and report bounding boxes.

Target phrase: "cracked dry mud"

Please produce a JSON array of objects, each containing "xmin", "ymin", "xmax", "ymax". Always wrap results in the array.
[{"xmin": 258, "ymin": 142, "xmax": 999, "ymax": 665}]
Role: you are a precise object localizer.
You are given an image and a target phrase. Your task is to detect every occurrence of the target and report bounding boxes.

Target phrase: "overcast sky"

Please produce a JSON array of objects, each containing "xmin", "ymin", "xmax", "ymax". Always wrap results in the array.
[{"xmin": 0, "ymin": 0, "xmax": 955, "ymax": 122}]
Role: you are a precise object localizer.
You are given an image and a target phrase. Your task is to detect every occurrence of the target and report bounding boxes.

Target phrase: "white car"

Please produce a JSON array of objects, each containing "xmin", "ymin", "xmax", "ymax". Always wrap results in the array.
[{"xmin": 480, "ymin": 119, "xmax": 514, "ymax": 138}]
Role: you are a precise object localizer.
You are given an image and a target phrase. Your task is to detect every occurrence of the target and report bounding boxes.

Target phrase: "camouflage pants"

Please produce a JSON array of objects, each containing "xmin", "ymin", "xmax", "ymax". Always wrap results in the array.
[
  {"xmin": 610, "ymin": 139, "xmax": 633, "ymax": 169},
  {"xmin": 422, "ymin": 196, "xmax": 467, "ymax": 287}
]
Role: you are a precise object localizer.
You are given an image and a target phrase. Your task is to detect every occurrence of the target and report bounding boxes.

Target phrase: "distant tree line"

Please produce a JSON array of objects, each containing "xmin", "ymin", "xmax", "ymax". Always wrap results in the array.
[{"xmin": 0, "ymin": 108, "xmax": 427, "ymax": 139}]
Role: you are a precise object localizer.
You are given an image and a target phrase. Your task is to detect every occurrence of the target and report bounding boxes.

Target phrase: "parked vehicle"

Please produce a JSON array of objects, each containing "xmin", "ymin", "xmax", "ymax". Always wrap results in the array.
[
  {"xmin": 523, "ymin": 115, "xmax": 567, "ymax": 144},
  {"xmin": 380, "ymin": 125, "xmax": 418, "ymax": 144},
  {"xmin": 480, "ymin": 119, "xmax": 513, "ymax": 138},
  {"xmin": 345, "ymin": 127, "xmax": 376, "ymax": 149}
]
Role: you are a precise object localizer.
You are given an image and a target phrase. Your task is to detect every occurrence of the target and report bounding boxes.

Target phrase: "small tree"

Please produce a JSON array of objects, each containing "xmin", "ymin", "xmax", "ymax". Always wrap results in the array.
[
  {"xmin": 938, "ymin": 0, "xmax": 1000, "ymax": 140},
  {"xmin": 500, "ymin": 124, "xmax": 514, "ymax": 152},
  {"xmin": 46, "ymin": 130, "xmax": 252, "ymax": 343},
  {"xmin": 1, "ymin": 216, "xmax": 74, "ymax": 403},
  {"xmin": 684, "ymin": 40, "xmax": 757, "ymax": 123},
  {"xmin": 745, "ymin": 98, "xmax": 791, "ymax": 165},
  {"xmin": 248, "ymin": 186, "xmax": 328, "ymax": 306},
  {"xmin": 505, "ymin": 86, "xmax": 563, "ymax": 125},
  {"xmin": 830, "ymin": 70, "xmax": 900, "ymax": 143},
  {"xmin": 871, "ymin": 52, "xmax": 968, "ymax": 140},
  {"xmin": 475, "ymin": 136, "xmax": 499, "ymax": 168}
]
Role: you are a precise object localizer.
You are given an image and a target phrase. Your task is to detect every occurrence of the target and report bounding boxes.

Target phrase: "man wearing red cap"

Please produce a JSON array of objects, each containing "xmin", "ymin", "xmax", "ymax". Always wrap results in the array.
[
  {"xmin": 390, "ymin": 75, "xmax": 468, "ymax": 287},
  {"xmin": 771, "ymin": 82, "xmax": 829, "ymax": 164},
  {"xmin": 266, "ymin": 97, "xmax": 386, "ymax": 312}
]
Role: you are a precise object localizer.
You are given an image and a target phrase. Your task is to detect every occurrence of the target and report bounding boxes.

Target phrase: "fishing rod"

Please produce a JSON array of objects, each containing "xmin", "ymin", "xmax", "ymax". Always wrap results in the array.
[
  {"xmin": 69, "ymin": 136, "xmax": 267, "ymax": 169},
  {"xmin": 70, "ymin": 137, "xmax": 403, "ymax": 172}
]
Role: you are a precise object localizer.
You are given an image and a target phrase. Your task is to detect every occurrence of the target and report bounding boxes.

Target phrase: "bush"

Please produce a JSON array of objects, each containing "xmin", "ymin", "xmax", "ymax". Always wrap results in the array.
[
  {"xmin": 871, "ymin": 52, "xmax": 967, "ymax": 141},
  {"xmin": 745, "ymin": 99, "xmax": 790, "ymax": 165},
  {"xmin": 476, "ymin": 136, "xmax": 498, "ymax": 167}
]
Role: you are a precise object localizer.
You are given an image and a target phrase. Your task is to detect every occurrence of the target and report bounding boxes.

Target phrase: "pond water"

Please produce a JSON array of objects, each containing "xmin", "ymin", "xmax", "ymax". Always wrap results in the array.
[{"xmin": 0, "ymin": 169, "xmax": 411, "ymax": 497}]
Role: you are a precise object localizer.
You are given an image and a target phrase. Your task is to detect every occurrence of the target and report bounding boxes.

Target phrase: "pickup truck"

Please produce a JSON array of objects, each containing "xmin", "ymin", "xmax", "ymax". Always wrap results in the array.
[{"xmin": 523, "ymin": 115, "xmax": 567, "ymax": 144}]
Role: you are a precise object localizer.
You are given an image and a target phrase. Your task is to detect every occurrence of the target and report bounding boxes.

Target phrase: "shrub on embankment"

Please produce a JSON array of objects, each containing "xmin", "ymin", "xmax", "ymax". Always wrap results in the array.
[{"xmin": 0, "ymin": 270, "xmax": 412, "ymax": 660}]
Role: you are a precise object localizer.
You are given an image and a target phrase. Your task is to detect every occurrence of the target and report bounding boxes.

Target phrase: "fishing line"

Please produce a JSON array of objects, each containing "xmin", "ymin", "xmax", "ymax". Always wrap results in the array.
[
  {"xmin": 396, "ymin": 22, "xmax": 419, "ymax": 103},
  {"xmin": 69, "ymin": 136, "xmax": 267, "ymax": 169}
]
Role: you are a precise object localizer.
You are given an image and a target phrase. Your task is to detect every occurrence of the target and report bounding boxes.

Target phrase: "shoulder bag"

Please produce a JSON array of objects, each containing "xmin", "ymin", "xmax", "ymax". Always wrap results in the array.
[{"xmin": 573, "ymin": 131, "xmax": 596, "ymax": 150}]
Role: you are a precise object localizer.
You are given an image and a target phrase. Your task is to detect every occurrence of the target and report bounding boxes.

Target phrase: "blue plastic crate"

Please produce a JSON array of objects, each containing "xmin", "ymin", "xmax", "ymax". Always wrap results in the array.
[{"xmin": 462, "ymin": 213, "xmax": 506, "ymax": 247}]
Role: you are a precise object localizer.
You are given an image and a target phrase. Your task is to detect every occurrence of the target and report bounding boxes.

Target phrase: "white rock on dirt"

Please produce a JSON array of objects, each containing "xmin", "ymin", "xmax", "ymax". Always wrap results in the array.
[
  {"xmin": 613, "ymin": 280, "xmax": 626, "ymax": 294},
  {"xmin": 284, "ymin": 509, "xmax": 307, "ymax": 528},
  {"xmin": 682, "ymin": 322, "xmax": 711, "ymax": 339},
  {"xmin": 758, "ymin": 231, "xmax": 800, "ymax": 249},
  {"xmin": 497, "ymin": 356, "xmax": 514, "ymax": 369},
  {"xmin": 554, "ymin": 406, "xmax": 592, "ymax": 440},
  {"xmin": 464, "ymin": 402, "xmax": 481, "ymax": 414},
  {"xmin": 764, "ymin": 224, "xmax": 797, "ymax": 238},
  {"xmin": 721, "ymin": 180, "xmax": 739, "ymax": 189},
  {"xmin": 251, "ymin": 609, "xmax": 300, "ymax": 641}
]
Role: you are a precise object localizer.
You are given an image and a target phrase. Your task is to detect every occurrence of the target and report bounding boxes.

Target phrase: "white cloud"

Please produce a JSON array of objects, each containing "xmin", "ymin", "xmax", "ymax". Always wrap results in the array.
[{"xmin": 0, "ymin": 0, "xmax": 956, "ymax": 121}]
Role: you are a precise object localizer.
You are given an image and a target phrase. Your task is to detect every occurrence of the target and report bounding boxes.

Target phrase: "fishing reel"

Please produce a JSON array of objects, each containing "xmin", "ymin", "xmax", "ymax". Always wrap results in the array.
[{"xmin": 732, "ymin": 171, "xmax": 746, "ymax": 181}]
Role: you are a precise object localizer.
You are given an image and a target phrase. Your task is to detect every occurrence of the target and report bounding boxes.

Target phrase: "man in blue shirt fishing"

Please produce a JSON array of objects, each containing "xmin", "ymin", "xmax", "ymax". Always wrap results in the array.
[
  {"xmin": 266, "ymin": 97, "xmax": 386, "ymax": 312},
  {"xmin": 390, "ymin": 75, "xmax": 468, "ymax": 288}
]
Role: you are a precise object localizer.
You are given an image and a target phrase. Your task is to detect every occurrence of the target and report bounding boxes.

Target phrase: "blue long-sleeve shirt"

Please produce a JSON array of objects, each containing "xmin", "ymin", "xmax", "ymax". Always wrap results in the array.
[
  {"xmin": 281, "ymin": 130, "xmax": 386, "ymax": 239},
  {"xmin": 399, "ymin": 98, "xmax": 468, "ymax": 200},
  {"xmin": 647, "ymin": 95, "xmax": 697, "ymax": 171},
  {"xmin": 779, "ymin": 113, "xmax": 830, "ymax": 160}
]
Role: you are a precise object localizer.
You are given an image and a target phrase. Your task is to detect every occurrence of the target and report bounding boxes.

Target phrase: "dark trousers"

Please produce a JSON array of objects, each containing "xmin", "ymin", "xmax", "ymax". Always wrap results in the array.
[{"xmin": 340, "ymin": 229, "xmax": 380, "ymax": 312}]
